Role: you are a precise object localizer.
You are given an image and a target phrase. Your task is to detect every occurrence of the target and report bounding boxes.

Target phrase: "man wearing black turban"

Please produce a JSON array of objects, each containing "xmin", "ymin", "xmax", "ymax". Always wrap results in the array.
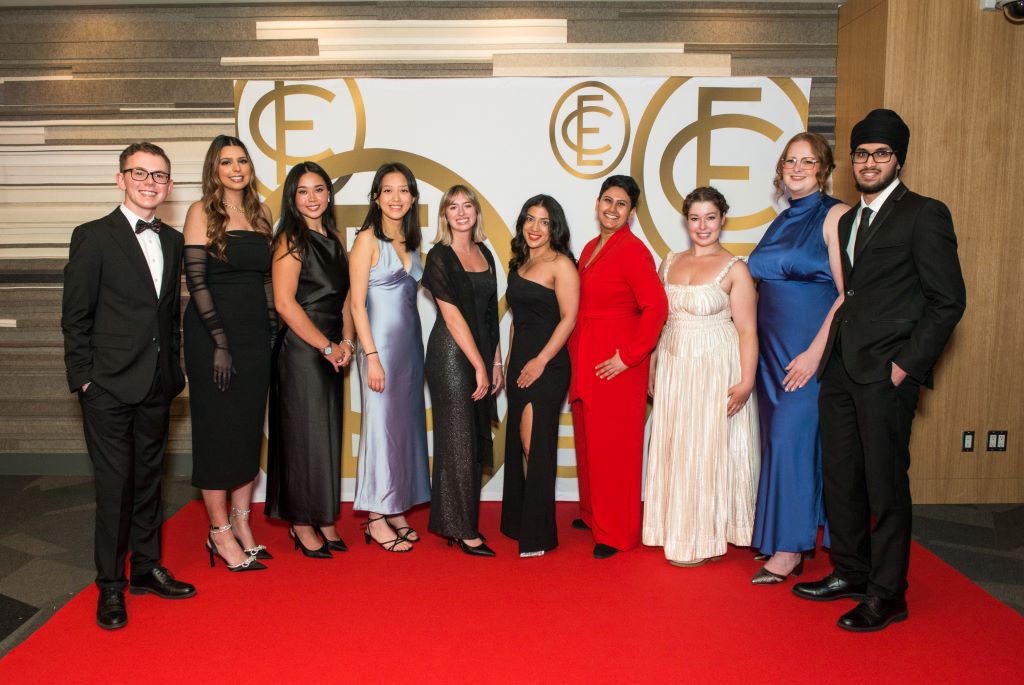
[{"xmin": 792, "ymin": 109, "xmax": 966, "ymax": 632}]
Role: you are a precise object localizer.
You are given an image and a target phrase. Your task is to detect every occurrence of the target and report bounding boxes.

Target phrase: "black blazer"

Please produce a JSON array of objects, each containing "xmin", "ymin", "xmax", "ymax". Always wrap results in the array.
[
  {"xmin": 818, "ymin": 183, "xmax": 966, "ymax": 388},
  {"xmin": 61, "ymin": 208, "xmax": 186, "ymax": 404}
]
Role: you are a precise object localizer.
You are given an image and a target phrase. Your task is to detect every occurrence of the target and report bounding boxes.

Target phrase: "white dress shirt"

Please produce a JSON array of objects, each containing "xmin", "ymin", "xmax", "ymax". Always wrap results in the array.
[
  {"xmin": 119, "ymin": 204, "xmax": 163, "ymax": 296},
  {"xmin": 847, "ymin": 176, "xmax": 900, "ymax": 265}
]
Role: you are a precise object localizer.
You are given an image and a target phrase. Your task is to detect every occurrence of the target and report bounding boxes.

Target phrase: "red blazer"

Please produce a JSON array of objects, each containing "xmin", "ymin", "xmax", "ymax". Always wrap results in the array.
[{"xmin": 568, "ymin": 226, "xmax": 668, "ymax": 404}]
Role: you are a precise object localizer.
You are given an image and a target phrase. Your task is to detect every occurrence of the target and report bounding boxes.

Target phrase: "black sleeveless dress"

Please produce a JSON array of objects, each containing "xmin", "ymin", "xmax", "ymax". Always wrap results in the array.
[
  {"xmin": 425, "ymin": 258, "xmax": 498, "ymax": 540},
  {"xmin": 265, "ymin": 231, "xmax": 350, "ymax": 525},
  {"xmin": 185, "ymin": 231, "xmax": 272, "ymax": 490},
  {"xmin": 500, "ymin": 271, "xmax": 571, "ymax": 554}
]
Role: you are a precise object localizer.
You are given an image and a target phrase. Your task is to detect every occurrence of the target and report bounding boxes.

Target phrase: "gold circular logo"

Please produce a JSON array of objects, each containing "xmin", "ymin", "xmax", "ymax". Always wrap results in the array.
[
  {"xmin": 549, "ymin": 81, "xmax": 631, "ymax": 180},
  {"xmin": 236, "ymin": 78, "xmax": 368, "ymax": 199},
  {"xmin": 630, "ymin": 77, "xmax": 809, "ymax": 257}
]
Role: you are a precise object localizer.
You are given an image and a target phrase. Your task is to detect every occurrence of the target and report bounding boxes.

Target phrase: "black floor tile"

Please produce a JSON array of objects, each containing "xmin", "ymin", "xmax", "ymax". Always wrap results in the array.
[{"xmin": 0, "ymin": 593, "xmax": 38, "ymax": 643}]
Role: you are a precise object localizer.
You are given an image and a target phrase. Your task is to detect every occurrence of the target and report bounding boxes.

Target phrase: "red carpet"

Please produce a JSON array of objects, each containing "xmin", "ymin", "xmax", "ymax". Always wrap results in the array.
[{"xmin": 1, "ymin": 502, "xmax": 1021, "ymax": 684}]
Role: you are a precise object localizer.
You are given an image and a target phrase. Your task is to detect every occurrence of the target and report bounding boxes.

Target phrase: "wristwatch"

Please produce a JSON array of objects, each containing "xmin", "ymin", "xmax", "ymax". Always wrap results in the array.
[{"xmin": 321, "ymin": 343, "xmax": 333, "ymax": 356}]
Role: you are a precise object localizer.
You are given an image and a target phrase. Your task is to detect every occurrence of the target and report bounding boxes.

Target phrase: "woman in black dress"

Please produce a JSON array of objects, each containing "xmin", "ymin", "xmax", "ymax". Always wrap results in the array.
[
  {"xmin": 423, "ymin": 185, "xmax": 504, "ymax": 557},
  {"xmin": 500, "ymin": 195, "xmax": 578, "ymax": 557},
  {"xmin": 184, "ymin": 135, "xmax": 274, "ymax": 571},
  {"xmin": 266, "ymin": 161, "xmax": 354, "ymax": 559}
]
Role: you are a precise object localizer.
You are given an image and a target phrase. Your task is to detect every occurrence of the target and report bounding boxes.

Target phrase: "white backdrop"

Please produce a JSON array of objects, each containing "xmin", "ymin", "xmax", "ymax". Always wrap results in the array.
[{"xmin": 236, "ymin": 76, "xmax": 812, "ymax": 501}]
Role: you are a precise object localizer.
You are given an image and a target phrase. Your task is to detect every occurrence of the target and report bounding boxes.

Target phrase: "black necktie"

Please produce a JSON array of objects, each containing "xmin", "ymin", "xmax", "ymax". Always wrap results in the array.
[
  {"xmin": 135, "ymin": 218, "xmax": 162, "ymax": 234},
  {"xmin": 853, "ymin": 207, "xmax": 873, "ymax": 262}
]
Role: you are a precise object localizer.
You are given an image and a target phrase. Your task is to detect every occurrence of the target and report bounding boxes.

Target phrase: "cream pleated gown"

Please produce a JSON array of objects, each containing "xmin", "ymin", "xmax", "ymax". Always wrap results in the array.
[{"xmin": 643, "ymin": 254, "xmax": 760, "ymax": 564}]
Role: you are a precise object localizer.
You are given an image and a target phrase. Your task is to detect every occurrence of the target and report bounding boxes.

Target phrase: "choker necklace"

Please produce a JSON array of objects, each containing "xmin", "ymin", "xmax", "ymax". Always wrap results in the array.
[{"xmin": 222, "ymin": 201, "xmax": 243, "ymax": 212}]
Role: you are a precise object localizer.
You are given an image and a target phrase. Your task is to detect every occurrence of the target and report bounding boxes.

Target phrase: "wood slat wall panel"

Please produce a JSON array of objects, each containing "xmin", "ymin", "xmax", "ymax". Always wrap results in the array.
[{"xmin": 2, "ymin": 39, "xmax": 319, "ymax": 60}]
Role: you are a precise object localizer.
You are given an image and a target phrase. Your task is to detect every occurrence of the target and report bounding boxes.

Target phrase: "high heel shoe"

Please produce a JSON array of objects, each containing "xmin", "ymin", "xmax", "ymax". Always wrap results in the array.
[
  {"xmin": 316, "ymin": 528, "xmax": 348, "ymax": 553},
  {"xmin": 751, "ymin": 558, "xmax": 804, "ymax": 585},
  {"xmin": 206, "ymin": 525, "xmax": 267, "ymax": 572},
  {"xmin": 289, "ymin": 528, "xmax": 332, "ymax": 559},
  {"xmin": 363, "ymin": 516, "xmax": 412, "ymax": 553},
  {"xmin": 230, "ymin": 507, "xmax": 273, "ymax": 560},
  {"xmin": 385, "ymin": 516, "xmax": 420, "ymax": 543},
  {"xmin": 448, "ymin": 537, "xmax": 496, "ymax": 557}
]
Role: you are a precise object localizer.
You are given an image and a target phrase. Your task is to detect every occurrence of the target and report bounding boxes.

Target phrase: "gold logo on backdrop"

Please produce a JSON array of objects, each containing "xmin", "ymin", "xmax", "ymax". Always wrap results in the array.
[
  {"xmin": 239, "ymin": 79, "xmax": 367, "ymax": 197},
  {"xmin": 549, "ymin": 81, "xmax": 631, "ymax": 179},
  {"xmin": 631, "ymin": 77, "xmax": 809, "ymax": 257}
]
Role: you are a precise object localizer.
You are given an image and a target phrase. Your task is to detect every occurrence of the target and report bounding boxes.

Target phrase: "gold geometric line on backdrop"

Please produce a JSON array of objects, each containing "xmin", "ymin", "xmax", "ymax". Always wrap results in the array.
[{"xmin": 631, "ymin": 77, "xmax": 810, "ymax": 260}]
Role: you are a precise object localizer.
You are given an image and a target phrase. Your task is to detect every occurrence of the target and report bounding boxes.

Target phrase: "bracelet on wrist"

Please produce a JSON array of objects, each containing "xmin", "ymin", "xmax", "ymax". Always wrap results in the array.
[
  {"xmin": 493, "ymin": 362, "xmax": 503, "ymax": 367},
  {"xmin": 341, "ymin": 338, "xmax": 356, "ymax": 350},
  {"xmin": 365, "ymin": 351, "xmax": 379, "ymax": 357}
]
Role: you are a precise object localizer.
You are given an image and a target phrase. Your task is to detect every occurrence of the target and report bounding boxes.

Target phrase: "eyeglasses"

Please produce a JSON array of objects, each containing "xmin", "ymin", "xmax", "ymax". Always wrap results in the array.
[
  {"xmin": 781, "ymin": 157, "xmax": 819, "ymax": 170},
  {"xmin": 122, "ymin": 167, "xmax": 170, "ymax": 184},
  {"xmin": 851, "ymin": 149, "xmax": 894, "ymax": 164}
]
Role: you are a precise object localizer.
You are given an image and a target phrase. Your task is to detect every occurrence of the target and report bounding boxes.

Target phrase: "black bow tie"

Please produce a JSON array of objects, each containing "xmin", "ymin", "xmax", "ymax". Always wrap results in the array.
[{"xmin": 135, "ymin": 218, "xmax": 162, "ymax": 234}]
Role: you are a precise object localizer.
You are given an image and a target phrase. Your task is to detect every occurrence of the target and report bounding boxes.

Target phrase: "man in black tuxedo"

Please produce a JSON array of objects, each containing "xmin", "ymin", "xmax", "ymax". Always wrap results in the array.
[
  {"xmin": 792, "ymin": 110, "xmax": 966, "ymax": 631},
  {"xmin": 62, "ymin": 142, "xmax": 195, "ymax": 630}
]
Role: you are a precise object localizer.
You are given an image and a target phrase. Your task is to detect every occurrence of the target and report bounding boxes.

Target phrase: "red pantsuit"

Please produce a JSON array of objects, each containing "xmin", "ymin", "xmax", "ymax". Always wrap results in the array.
[{"xmin": 569, "ymin": 227, "xmax": 668, "ymax": 550}]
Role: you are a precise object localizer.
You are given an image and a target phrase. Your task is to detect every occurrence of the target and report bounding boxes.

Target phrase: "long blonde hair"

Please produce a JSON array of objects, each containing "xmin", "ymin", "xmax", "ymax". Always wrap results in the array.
[
  {"xmin": 433, "ymin": 185, "xmax": 486, "ymax": 245},
  {"xmin": 201, "ymin": 135, "xmax": 271, "ymax": 260}
]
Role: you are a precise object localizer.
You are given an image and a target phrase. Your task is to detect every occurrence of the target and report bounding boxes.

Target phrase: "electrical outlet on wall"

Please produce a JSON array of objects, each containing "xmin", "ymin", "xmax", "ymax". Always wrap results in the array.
[
  {"xmin": 986, "ymin": 430, "xmax": 1008, "ymax": 452},
  {"xmin": 962, "ymin": 431, "xmax": 975, "ymax": 452}
]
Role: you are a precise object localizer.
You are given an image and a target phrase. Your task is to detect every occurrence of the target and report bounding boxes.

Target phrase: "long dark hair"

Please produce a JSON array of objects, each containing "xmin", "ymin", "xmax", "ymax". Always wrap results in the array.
[
  {"xmin": 359, "ymin": 162, "xmax": 421, "ymax": 252},
  {"xmin": 201, "ymin": 134, "xmax": 271, "ymax": 261},
  {"xmin": 274, "ymin": 161, "xmax": 339, "ymax": 260},
  {"xmin": 508, "ymin": 194, "xmax": 575, "ymax": 273}
]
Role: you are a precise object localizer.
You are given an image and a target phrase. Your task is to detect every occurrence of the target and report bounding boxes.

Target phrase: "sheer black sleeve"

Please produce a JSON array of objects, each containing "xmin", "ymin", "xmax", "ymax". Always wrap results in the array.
[
  {"xmin": 183, "ymin": 245, "xmax": 229, "ymax": 351},
  {"xmin": 422, "ymin": 245, "xmax": 455, "ymax": 304}
]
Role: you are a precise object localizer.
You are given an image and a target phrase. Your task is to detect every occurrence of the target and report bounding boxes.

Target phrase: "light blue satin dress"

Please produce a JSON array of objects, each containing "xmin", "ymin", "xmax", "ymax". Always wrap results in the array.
[{"xmin": 353, "ymin": 238, "xmax": 431, "ymax": 514}]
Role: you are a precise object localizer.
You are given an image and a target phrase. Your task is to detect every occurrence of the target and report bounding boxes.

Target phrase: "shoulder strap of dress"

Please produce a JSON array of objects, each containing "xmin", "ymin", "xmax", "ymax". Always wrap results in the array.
[
  {"xmin": 658, "ymin": 252, "xmax": 676, "ymax": 285},
  {"xmin": 713, "ymin": 255, "xmax": 744, "ymax": 285}
]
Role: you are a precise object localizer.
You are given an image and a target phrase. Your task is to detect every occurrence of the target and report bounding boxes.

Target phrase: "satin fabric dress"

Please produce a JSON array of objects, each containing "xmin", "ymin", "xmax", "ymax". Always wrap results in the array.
[
  {"xmin": 352, "ymin": 238, "xmax": 431, "ymax": 515},
  {"xmin": 184, "ymin": 231, "xmax": 271, "ymax": 490},
  {"xmin": 642, "ymin": 255, "xmax": 759, "ymax": 563},
  {"xmin": 265, "ymin": 231, "xmax": 349, "ymax": 525},
  {"xmin": 568, "ymin": 226, "xmax": 668, "ymax": 551},
  {"xmin": 500, "ymin": 271, "xmax": 571, "ymax": 555},
  {"xmin": 748, "ymin": 191, "xmax": 841, "ymax": 554}
]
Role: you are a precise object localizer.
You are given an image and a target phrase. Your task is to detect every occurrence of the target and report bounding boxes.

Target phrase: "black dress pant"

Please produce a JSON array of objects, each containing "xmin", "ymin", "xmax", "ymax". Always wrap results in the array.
[
  {"xmin": 79, "ymin": 371, "xmax": 170, "ymax": 590},
  {"xmin": 818, "ymin": 350, "xmax": 920, "ymax": 601}
]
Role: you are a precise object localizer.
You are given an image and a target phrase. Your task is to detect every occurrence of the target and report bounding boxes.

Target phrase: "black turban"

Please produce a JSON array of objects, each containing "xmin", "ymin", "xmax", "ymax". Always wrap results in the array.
[{"xmin": 850, "ymin": 109, "xmax": 910, "ymax": 167}]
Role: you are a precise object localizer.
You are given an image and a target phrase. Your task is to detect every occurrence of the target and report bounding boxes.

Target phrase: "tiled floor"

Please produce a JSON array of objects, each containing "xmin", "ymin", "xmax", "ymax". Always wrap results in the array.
[{"xmin": 0, "ymin": 474, "xmax": 1020, "ymax": 657}]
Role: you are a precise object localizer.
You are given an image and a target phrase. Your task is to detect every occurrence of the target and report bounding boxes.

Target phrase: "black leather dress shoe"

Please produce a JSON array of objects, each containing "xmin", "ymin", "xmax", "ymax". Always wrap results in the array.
[
  {"xmin": 571, "ymin": 518, "xmax": 591, "ymax": 530},
  {"xmin": 96, "ymin": 589, "xmax": 127, "ymax": 630},
  {"xmin": 129, "ymin": 567, "xmax": 196, "ymax": 599},
  {"xmin": 838, "ymin": 596, "xmax": 908, "ymax": 632},
  {"xmin": 792, "ymin": 572, "xmax": 867, "ymax": 602},
  {"xmin": 593, "ymin": 543, "xmax": 617, "ymax": 559}
]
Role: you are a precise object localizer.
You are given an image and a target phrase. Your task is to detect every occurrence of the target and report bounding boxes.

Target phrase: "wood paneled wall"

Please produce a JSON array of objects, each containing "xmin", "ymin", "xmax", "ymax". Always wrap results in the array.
[{"xmin": 835, "ymin": 0, "xmax": 1024, "ymax": 503}]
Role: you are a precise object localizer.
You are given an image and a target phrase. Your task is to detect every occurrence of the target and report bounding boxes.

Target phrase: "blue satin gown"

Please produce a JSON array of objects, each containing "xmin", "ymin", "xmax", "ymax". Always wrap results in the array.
[
  {"xmin": 353, "ymin": 238, "xmax": 431, "ymax": 515},
  {"xmin": 748, "ymin": 191, "xmax": 841, "ymax": 555}
]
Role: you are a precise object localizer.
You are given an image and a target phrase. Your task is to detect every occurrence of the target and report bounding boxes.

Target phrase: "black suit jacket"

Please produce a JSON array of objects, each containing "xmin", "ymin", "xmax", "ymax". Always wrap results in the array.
[
  {"xmin": 818, "ymin": 183, "xmax": 966, "ymax": 388},
  {"xmin": 62, "ymin": 208, "xmax": 186, "ymax": 404}
]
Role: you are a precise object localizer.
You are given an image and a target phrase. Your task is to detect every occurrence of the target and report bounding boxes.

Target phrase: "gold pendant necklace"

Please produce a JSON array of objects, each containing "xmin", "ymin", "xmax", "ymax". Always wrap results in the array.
[{"xmin": 222, "ymin": 201, "xmax": 243, "ymax": 212}]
